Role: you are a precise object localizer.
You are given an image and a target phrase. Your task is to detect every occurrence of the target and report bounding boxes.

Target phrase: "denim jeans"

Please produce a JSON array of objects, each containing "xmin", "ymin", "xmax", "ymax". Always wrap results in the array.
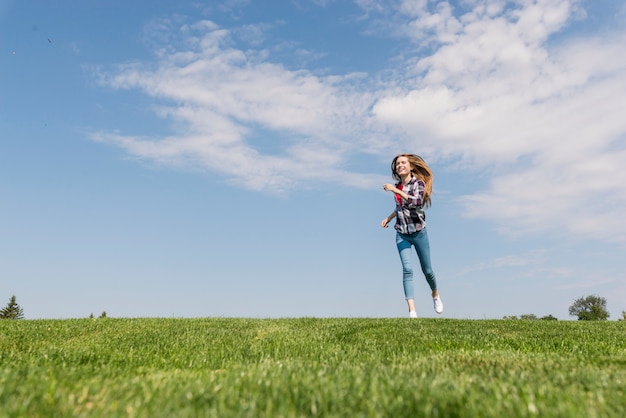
[{"xmin": 396, "ymin": 229, "xmax": 437, "ymax": 300}]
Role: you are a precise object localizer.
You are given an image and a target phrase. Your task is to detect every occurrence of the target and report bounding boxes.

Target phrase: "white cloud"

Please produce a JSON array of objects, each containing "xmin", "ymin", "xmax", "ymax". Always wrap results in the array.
[
  {"xmin": 92, "ymin": 19, "xmax": 386, "ymax": 192},
  {"xmin": 369, "ymin": 0, "xmax": 626, "ymax": 242},
  {"xmin": 91, "ymin": 1, "xmax": 626, "ymax": 242}
]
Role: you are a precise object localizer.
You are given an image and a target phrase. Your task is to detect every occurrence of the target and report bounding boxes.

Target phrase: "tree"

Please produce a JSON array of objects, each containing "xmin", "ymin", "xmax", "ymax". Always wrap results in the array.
[
  {"xmin": 619, "ymin": 311, "xmax": 626, "ymax": 321},
  {"xmin": 568, "ymin": 295, "xmax": 609, "ymax": 321},
  {"xmin": 0, "ymin": 295, "xmax": 24, "ymax": 319}
]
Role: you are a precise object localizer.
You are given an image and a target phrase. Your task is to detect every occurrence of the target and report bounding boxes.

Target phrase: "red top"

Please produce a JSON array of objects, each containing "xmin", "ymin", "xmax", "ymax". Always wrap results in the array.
[{"xmin": 395, "ymin": 184, "xmax": 403, "ymax": 205}]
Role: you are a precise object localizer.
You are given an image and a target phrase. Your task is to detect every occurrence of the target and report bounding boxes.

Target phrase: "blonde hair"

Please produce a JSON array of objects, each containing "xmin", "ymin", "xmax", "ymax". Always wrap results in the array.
[{"xmin": 391, "ymin": 153, "xmax": 433, "ymax": 207}]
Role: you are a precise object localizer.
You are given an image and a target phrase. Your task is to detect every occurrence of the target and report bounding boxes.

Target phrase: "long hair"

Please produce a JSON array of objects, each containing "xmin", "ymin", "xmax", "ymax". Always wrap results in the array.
[{"xmin": 391, "ymin": 153, "xmax": 433, "ymax": 207}]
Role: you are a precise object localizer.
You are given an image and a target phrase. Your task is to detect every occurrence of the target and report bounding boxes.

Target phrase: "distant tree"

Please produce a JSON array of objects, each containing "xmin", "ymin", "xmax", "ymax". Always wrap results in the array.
[
  {"xmin": 520, "ymin": 314, "xmax": 538, "ymax": 320},
  {"xmin": 502, "ymin": 315, "xmax": 518, "ymax": 320},
  {"xmin": 540, "ymin": 314, "xmax": 558, "ymax": 321},
  {"xmin": 0, "ymin": 295, "xmax": 24, "ymax": 319},
  {"xmin": 619, "ymin": 311, "xmax": 626, "ymax": 321},
  {"xmin": 99, "ymin": 311, "xmax": 107, "ymax": 319},
  {"xmin": 568, "ymin": 295, "xmax": 609, "ymax": 321}
]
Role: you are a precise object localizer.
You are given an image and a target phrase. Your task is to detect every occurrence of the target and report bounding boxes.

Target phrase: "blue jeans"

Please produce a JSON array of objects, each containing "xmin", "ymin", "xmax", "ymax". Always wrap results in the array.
[{"xmin": 396, "ymin": 229, "xmax": 437, "ymax": 300}]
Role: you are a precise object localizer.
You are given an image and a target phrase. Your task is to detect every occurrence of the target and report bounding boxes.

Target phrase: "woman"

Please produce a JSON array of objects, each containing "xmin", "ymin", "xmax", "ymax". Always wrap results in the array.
[{"xmin": 381, "ymin": 154, "xmax": 443, "ymax": 318}]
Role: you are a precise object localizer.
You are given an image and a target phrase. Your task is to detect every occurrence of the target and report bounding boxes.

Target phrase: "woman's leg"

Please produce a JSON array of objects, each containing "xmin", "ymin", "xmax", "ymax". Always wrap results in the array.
[
  {"xmin": 414, "ymin": 228, "xmax": 443, "ymax": 313},
  {"xmin": 396, "ymin": 232, "xmax": 416, "ymax": 312},
  {"xmin": 413, "ymin": 228, "xmax": 438, "ymax": 292}
]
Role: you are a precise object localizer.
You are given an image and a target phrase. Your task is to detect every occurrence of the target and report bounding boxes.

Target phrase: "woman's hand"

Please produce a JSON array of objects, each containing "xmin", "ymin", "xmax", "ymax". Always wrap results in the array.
[{"xmin": 381, "ymin": 212, "xmax": 395, "ymax": 228}]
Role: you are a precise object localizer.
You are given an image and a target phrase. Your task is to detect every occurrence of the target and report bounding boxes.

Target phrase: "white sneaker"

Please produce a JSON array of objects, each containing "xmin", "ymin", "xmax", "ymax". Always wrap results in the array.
[
  {"xmin": 433, "ymin": 296, "xmax": 443, "ymax": 314},
  {"xmin": 409, "ymin": 311, "xmax": 418, "ymax": 318}
]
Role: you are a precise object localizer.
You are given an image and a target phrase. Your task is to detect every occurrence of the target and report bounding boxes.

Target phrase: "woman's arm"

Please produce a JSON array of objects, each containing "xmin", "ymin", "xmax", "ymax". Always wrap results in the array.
[
  {"xmin": 385, "ymin": 181, "xmax": 423, "ymax": 207},
  {"xmin": 383, "ymin": 183, "xmax": 416, "ymax": 205},
  {"xmin": 383, "ymin": 183, "xmax": 407, "ymax": 200}
]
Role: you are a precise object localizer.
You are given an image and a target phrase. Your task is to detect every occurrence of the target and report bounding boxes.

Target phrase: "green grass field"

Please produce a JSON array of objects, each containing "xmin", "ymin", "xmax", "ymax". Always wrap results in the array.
[{"xmin": 1, "ymin": 318, "xmax": 624, "ymax": 417}]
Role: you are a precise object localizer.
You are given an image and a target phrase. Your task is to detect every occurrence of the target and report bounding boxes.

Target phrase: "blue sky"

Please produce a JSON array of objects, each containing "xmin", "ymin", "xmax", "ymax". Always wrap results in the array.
[{"xmin": 2, "ymin": 0, "xmax": 625, "ymax": 320}]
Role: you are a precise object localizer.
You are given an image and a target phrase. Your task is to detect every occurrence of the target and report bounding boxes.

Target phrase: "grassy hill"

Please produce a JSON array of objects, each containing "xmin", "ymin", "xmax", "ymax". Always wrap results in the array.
[{"xmin": 1, "ymin": 318, "xmax": 624, "ymax": 417}]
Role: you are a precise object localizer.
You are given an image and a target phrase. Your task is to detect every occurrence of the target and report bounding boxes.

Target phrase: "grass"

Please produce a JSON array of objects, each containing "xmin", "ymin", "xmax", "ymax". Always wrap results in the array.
[{"xmin": 0, "ymin": 318, "xmax": 624, "ymax": 417}]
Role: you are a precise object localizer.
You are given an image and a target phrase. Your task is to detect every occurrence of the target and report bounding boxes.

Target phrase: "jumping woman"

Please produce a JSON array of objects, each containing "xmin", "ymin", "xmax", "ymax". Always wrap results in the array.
[{"xmin": 381, "ymin": 154, "xmax": 443, "ymax": 318}]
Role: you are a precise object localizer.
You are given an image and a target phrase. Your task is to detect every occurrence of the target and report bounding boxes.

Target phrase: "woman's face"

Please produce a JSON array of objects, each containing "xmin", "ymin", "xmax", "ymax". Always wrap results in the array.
[{"xmin": 395, "ymin": 156, "xmax": 412, "ymax": 177}]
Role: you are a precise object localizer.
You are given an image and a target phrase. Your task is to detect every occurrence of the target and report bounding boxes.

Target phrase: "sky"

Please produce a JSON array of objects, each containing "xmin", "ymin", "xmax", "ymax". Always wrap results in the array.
[{"xmin": 1, "ymin": 0, "xmax": 625, "ymax": 320}]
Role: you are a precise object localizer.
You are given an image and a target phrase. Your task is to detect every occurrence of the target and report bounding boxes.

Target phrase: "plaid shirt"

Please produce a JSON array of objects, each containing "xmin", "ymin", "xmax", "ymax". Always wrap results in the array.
[{"xmin": 393, "ymin": 177, "xmax": 427, "ymax": 234}]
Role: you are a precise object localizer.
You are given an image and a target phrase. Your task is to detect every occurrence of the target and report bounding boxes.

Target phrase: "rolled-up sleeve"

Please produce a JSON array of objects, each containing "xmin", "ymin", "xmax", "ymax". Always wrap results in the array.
[{"xmin": 404, "ymin": 180, "xmax": 424, "ymax": 207}]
